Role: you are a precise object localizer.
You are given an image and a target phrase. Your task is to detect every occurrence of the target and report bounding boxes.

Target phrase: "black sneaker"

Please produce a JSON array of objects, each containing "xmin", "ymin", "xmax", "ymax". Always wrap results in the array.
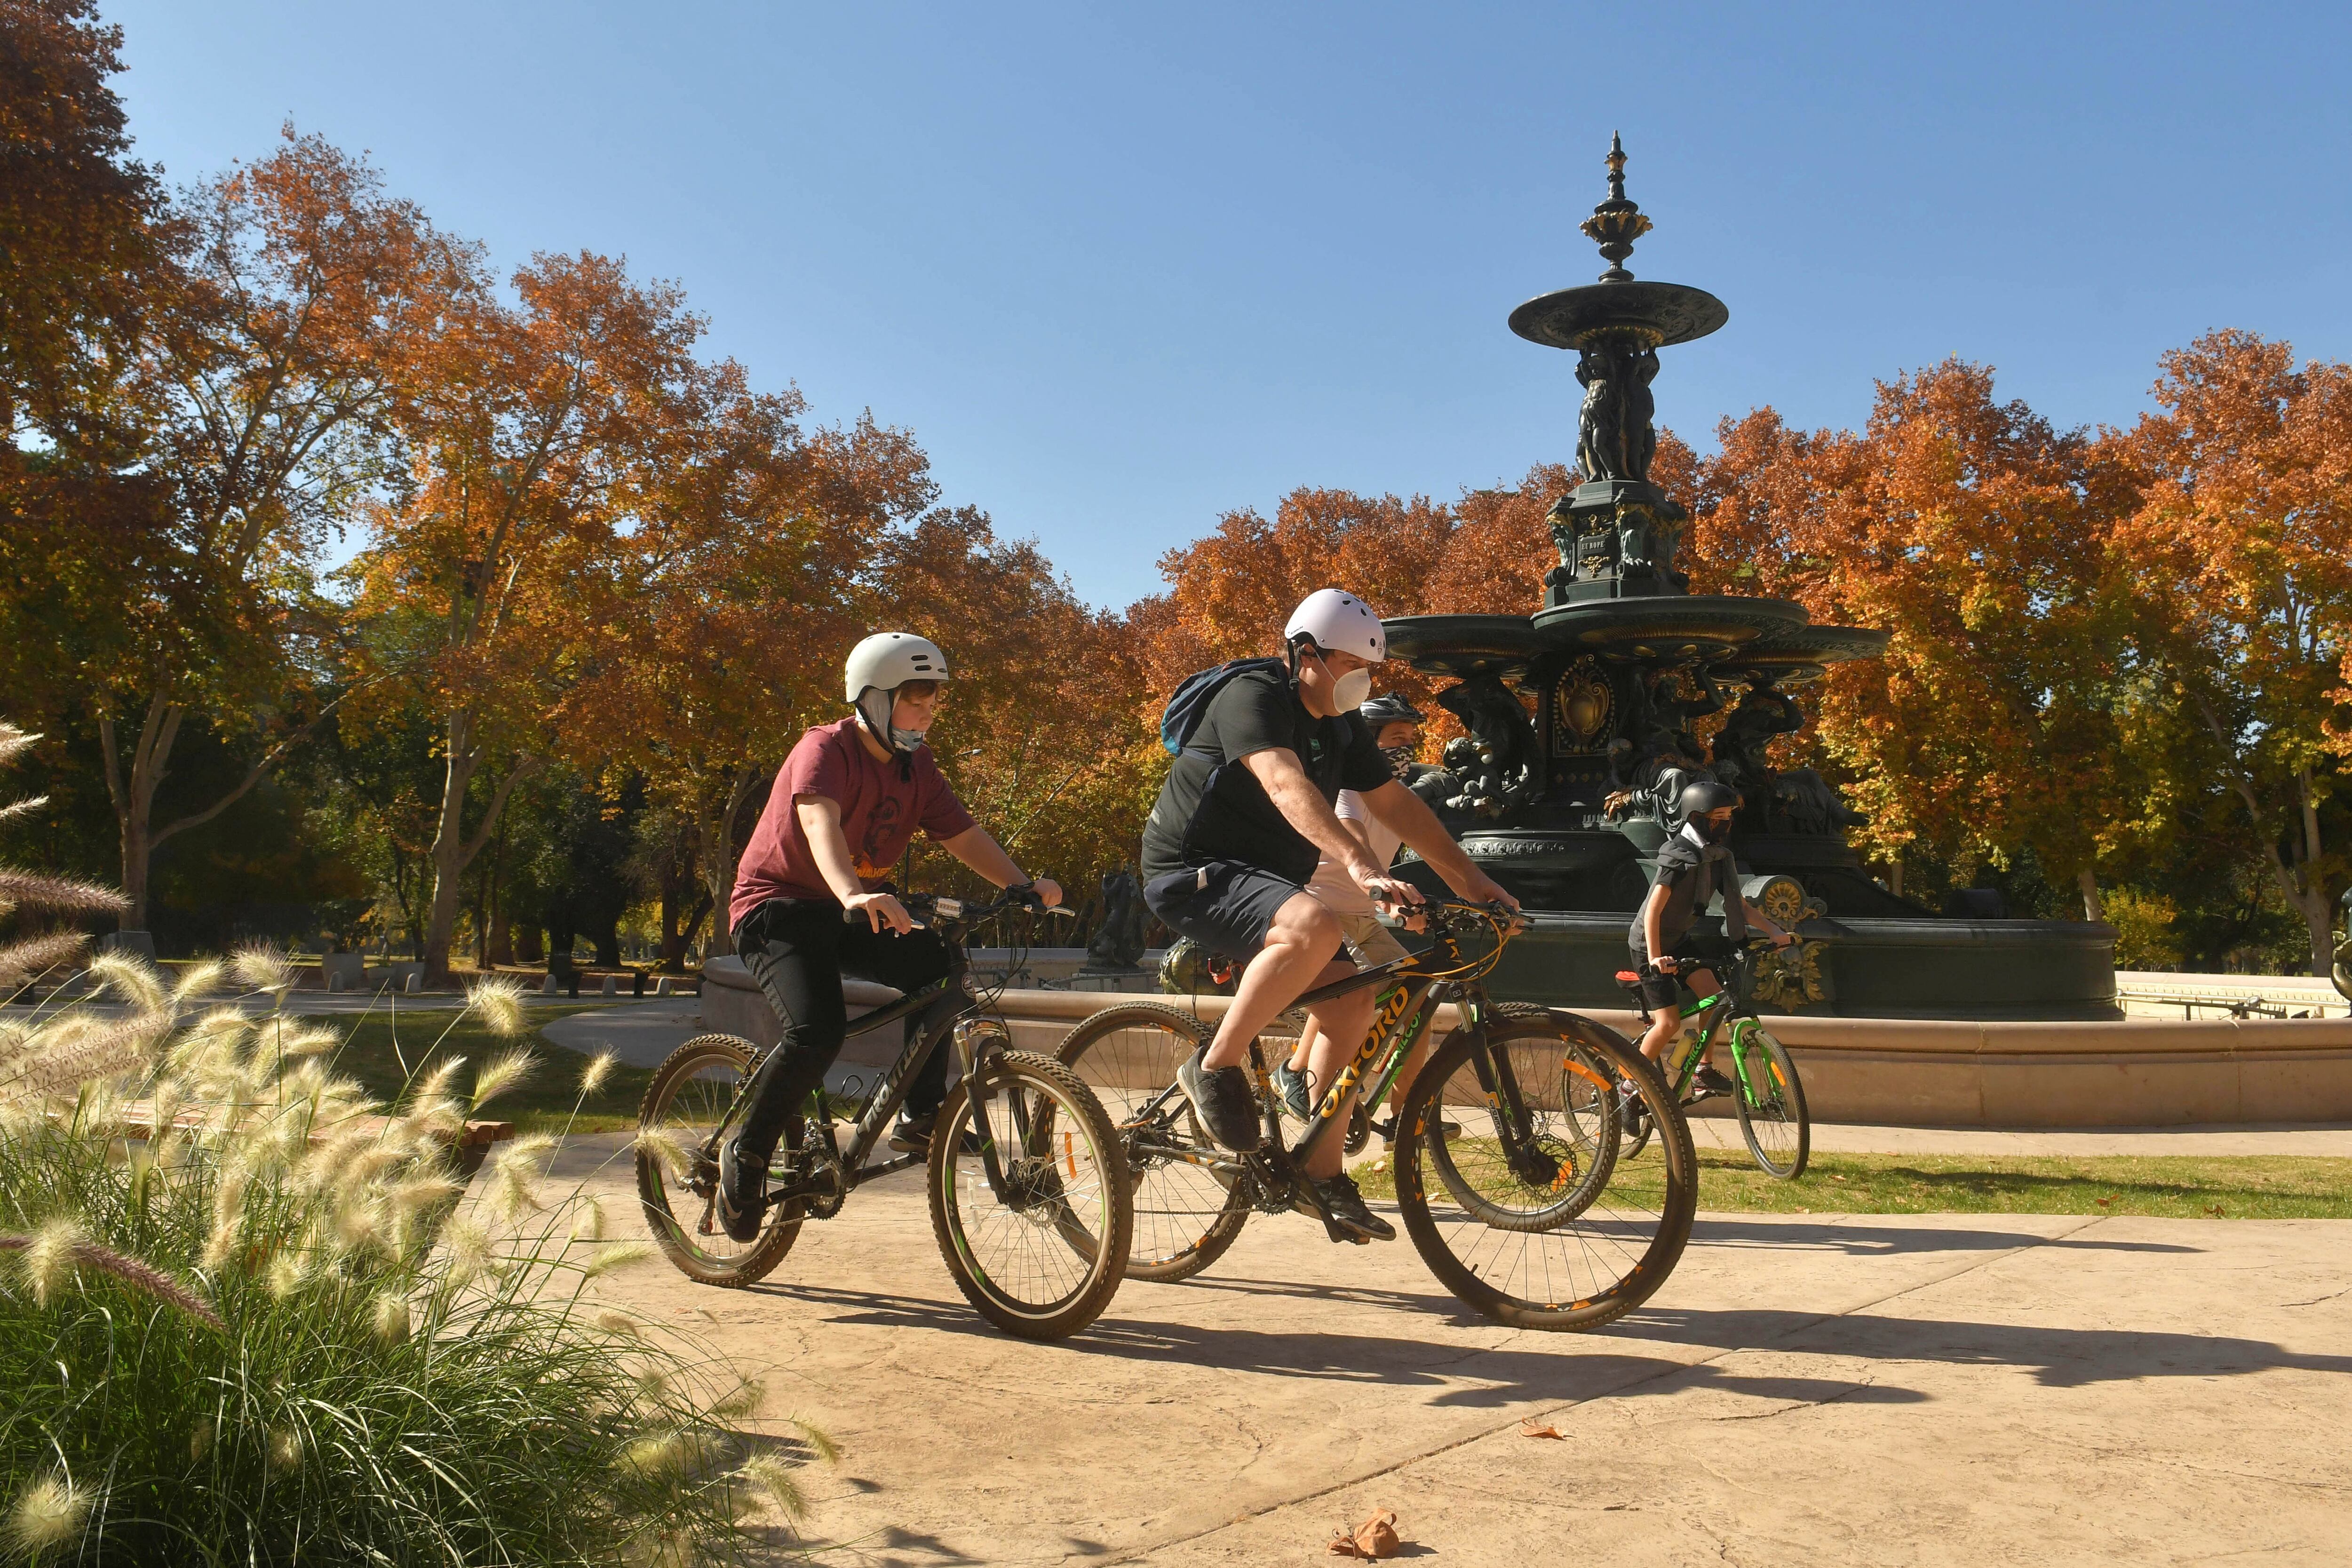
[
  {"xmin": 889, "ymin": 1108, "xmax": 982, "ymax": 1157},
  {"xmin": 1271, "ymin": 1059, "xmax": 1311, "ymax": 1120},
  {"xmin": 1692, "ymin": 1064, "xmax": 1736, "ymax": 1100},
  {"xmin": 1370, "ymin": 1113, "xmax": 1461, "ymax": 1147},
  {"xmin": 715, "ymin": 1137, "xmax": 764, "ymax": 1242},
  {"xmin": 1312, "ymin": 1171, "xmax": 1395, "ymax": 1242},
  {"xmin": 1178, "ymin": 1045, "xmax": 1263, "ymax": 1152}
]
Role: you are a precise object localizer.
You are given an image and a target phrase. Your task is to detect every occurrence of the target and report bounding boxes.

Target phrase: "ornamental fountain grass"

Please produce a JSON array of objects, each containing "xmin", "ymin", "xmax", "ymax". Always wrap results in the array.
[
  {"xmin": 0, "ymin": 727, "xmax": 829, "ymax": 1565},
  {"xmin": 1383, "ymin": 139, "xmax": 2117, "ymax": 1020}
]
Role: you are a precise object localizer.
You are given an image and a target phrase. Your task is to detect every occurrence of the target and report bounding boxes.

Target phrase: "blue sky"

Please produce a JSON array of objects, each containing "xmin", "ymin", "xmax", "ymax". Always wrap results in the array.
[{"xmin": 105, "ymin": 1, "xmax": 2351, "ymax": 610}]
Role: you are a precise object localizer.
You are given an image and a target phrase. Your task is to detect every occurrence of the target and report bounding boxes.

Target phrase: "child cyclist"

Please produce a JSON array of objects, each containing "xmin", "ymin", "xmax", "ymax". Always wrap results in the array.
[
  {"xmin": 716, "ymin": 632, "xmax": 1062, "ymax": 1241},
  {"xmin": 1629, "ymin": 778, "xmax": 1794, "ymax": 1093}
]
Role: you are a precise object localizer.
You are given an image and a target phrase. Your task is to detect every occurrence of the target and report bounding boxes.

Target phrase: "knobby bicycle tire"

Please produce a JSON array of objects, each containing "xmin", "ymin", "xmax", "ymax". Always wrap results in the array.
[
  {"xmin": 1730, "ymin": 1020, "xmax": 1810, "ymax": 1179},
  {"xmin": 927, "ymin": 1051, "xmax": 1133, "ymax": 1340},
  {"xmin": 636, "ymin": 1034, "xmax": 802, "ymax": 1288},
  {"xmin": 1056, "ymin": 1002, "xmax": 1250, "ymax": 1282},
  {"xmin": 1395, "ymin": 1011, "xmax": 1697, "ymax": 1331}
]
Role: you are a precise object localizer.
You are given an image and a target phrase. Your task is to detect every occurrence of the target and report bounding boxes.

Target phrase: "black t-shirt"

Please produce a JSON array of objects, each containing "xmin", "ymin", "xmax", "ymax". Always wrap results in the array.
[
  {"xmin": 1141, "ymin": 669, "xmax": 1393, "ymax": 886},
  {"xmin": 1628, "ymin": 832, "xmax": 1748, "ymax": 961}
]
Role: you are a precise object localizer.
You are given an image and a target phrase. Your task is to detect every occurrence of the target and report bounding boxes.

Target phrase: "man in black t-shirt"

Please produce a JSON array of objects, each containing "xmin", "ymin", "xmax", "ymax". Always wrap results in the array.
[{"xmin": 1141, "ymin": 589, "xmax": 1518, "ymax": 1242}]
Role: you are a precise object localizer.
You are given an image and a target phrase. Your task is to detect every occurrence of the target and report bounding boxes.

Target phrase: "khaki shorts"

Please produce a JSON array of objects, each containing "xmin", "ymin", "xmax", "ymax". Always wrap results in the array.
[{"xmin": 1333, "ymin": 907, "xmax": 1409, "ymax": 969}]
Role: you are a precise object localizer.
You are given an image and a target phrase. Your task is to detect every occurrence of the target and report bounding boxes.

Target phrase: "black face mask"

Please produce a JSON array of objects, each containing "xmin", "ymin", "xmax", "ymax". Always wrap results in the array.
[
  {"xmin": 1380, "ymin": 744, "xmax": 1418, "ymax": 776},
  {"xmin": 1693, "ymin": 812, "xmax": 1734, "ymax": 845}
]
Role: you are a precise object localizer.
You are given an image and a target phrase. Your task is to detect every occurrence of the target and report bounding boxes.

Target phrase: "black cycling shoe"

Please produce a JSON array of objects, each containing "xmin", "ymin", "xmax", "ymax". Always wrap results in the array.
[
  {"xmin": 1692, "ymin": 1064, "xmax": 1737, "ymax": 1100},
  {"xmin": 1370, "ymin": 1113, "xmax": 1462, "ymax": 1146},
  {"xmin": 1313, "ymin": 1171, "xmax": 1395, "ymax": 1243},
  {"xmin": 888, "ymin": 1108, "xmax": 981, "ymax": 1157},
  {"xmin": 1179, "ymin": 1046, "xmax": 1264, "ymax": 1152},
  {"xmin": 714, "ymin": 1136, "xmax": 764, "ymax": 1242},
  {"xmin": 1271, "ymin": 1059, "xmax": 1311, "ymax": 1120}
]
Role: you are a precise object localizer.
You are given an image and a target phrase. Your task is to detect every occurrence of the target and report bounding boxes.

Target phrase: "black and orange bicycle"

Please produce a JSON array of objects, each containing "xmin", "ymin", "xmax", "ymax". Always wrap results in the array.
[{"xmin": 1058, "ymin": 898, "xmax": 1698, "ymax": 1331}]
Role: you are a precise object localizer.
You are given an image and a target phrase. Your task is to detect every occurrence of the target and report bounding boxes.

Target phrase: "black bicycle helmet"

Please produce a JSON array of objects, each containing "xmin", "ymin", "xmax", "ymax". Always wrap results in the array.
[
  {"xmin": 1676, "ymin": 778, "xmax": 1739, "ymax": 823},
  {"xmin": 1359, "ymin": 693, "xmax": 1427, "ymax": 728}
]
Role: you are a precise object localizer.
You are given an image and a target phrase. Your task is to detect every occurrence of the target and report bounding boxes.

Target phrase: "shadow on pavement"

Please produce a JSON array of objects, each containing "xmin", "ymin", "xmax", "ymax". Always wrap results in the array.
[
  {"xmin": 750, "ymin": 1282, "xmax": 1933, "ymax": 1407},
  {"xmin": 1687, "ymin": 1218, "xmax": 2201, "ymax": 1255},
  {"xmin": 1613, "ymin": 1306, "xmax": 2352, "ymax": 1387}
]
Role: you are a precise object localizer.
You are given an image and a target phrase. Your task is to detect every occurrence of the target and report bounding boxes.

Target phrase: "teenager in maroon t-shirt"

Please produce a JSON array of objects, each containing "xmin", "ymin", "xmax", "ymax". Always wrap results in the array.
[{"xmin": 715, "ymin": 633, "xmax": 1063, "ymax": 1241}]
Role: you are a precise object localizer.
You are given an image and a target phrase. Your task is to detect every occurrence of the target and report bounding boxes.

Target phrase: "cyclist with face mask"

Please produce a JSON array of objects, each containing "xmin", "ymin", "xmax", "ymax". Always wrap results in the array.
[
  {"xmin": 715, "ymin": 632, "xmax": 1064, "ymax": 1241},
  {"xmin": 1141, "ymin": 589, "xmax": 1520, "ymax": 1242},
  {"xmin": 1630, "ymin": 778, "xmax": 1794, "ymax": 1085}
]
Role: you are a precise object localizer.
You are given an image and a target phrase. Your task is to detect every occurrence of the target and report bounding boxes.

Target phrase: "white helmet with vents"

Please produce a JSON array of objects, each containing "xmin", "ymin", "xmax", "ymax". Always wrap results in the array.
[
  {"xmin": 1284, "ymin": 589, "xmax": 1387, "ymax": 663},
  {"xmin": 844, "ymin": 632, "xmax": 950, "ymax": 753}
]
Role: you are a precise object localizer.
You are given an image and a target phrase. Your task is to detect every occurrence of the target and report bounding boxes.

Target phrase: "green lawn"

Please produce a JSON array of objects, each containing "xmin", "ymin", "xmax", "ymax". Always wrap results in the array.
[
  {"xmin": 282, "ymin": 1004, "xmax": 659, "ymax": 1134},
  {"xmin": 1359, "ymin": 1143, "xmax": 2352, "ymax": 1218},
  {"xmin": 1678, "ymin": 1149, "xmax": 2352, "ymax": 1218}
]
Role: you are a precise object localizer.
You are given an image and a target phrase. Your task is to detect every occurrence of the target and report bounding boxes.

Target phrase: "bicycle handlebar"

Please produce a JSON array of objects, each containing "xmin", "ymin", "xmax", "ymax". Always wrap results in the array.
[{"xmin": 840, "ymin": 886, "xmax": 1074, "ymax": 928}]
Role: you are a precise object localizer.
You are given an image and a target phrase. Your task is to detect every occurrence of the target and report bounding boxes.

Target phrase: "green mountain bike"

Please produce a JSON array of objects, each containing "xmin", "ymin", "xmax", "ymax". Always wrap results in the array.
[{"xmin": 1615, "ymin": 939, "xmax": 1810, "ymax": 1179}]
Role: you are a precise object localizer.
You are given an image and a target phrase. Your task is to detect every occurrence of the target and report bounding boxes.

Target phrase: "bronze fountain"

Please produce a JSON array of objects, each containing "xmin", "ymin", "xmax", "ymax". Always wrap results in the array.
[{"xmin": 1383, "ymin": 138, "xmax": 2116, "ymax": 1019}]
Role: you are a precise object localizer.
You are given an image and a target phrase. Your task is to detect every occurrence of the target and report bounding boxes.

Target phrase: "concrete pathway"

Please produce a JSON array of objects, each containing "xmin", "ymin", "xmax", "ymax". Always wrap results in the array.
[{"xmin": 550, "ymin": 1132, "xmax": 2352, "ymax": 1567}]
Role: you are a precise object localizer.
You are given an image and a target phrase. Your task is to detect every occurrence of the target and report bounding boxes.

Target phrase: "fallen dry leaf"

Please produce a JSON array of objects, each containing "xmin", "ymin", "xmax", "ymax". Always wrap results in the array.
[
  {"xmin": 1328, "ymin": 1508, "xmax": 1402, "ymax": 1558},
  {"xmin": 1519, "ymin": 1419, "xmax": 1567, "ymax": 1440}
]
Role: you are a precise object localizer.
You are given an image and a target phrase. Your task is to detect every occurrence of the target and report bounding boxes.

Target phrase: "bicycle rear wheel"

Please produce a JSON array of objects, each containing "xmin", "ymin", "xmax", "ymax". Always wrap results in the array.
[
  {"xmin": 929, "ymin": 1051, "xmax": 1132, "ymax": 1340},
  {"xmin": 1395, "ymin": 1011, "xmax": 1695, "ymax": 1331},
  {"xmin": 1057, "ymin": 1003, "xmax": 1249, "ymax": 1282},
  {"xmin": 636, "ymin": 1034, "xmax": 802, "ymax": 1288},
  {"xmin": 1730, "ymin": 1020, "xmax": 1810, "ymax": 1179}
]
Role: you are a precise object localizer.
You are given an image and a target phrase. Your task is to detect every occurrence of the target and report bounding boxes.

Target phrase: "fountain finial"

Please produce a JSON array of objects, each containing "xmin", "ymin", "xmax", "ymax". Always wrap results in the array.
[{"xmin": 1579, "ymin": 132, "xmax": 1653, "ymax": 283}]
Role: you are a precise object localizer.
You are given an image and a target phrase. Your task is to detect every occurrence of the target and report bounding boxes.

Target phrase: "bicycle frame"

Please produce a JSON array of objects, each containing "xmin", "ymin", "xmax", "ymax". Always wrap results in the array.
[
  {"xmin": 1123, "ymin": 911, "xmax": 1556, "ymax": 1195},
  {"xmin": 700, "ymin": 902, "xmax": 1041, "ymax": 1209},
  {"xmin": 1648, "ymin": 947, "xmax": 1775, "ymax": 1107}
]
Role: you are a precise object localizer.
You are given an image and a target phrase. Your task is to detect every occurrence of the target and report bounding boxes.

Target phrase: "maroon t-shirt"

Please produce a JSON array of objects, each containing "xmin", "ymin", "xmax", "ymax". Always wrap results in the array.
[{"xmin": 730, "ymin": 717, "xmax": 977, "ymax": 930}]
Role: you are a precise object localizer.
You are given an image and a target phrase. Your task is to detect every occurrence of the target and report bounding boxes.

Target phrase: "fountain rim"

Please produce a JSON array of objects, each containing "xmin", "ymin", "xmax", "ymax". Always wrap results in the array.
[{"xmin": 1508, "ymin": 278, "xmax": 1730, "ymax": 350}]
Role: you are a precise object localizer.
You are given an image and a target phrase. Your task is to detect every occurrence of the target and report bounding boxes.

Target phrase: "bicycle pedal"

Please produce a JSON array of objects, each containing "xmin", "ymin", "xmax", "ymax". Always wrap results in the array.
[{"xmin": 1321, "ymin": 1215, "xmax": 1373, "ymax": 1246}]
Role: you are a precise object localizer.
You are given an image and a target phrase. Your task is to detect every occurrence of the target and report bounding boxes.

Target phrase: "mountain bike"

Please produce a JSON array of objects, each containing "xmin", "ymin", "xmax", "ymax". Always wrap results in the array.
[
  {"xmin": 1057, "ymin": 899, "xmax": 1697, "ymax": 1331},
  {"xmin": 635, "ymin": 889, "xmax": 1134, "ymax": 1340},
  {"xmin": 1615, "ymin": 939, "xmax": 1810, "ymax": 1178}
]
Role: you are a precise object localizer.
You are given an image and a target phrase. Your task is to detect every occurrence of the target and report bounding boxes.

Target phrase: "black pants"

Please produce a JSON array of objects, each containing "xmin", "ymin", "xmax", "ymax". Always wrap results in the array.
[{"xmin": 731, "ymin": 898, "xmax": 959, "ymax": 1167}]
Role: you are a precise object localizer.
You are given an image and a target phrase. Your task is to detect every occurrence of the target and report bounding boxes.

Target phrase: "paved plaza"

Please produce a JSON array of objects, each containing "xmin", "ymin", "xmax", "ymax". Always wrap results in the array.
[{"xmin": 548, "ymin": 1128, "xmax": 2352, "ymax": 1567}]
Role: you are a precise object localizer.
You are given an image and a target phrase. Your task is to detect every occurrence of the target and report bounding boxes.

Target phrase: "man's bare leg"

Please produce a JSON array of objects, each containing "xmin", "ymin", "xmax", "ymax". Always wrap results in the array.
[
  {"xmin": 1202, "ymin": 892, "xmax": 1346, "ymax": 1072},
  {"xmin": 1299, "ymin": 980, "xmax": 1379, "ymax": 1178}
]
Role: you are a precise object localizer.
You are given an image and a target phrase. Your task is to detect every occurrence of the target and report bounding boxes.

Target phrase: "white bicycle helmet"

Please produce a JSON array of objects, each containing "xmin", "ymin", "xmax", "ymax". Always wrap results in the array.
[
  {"xmin": 844, "ymin": 632, "xmax": 950, "ymax": 752},
  {"xmin": 1284, "ymin": 588, "xmax": 1387, "ymax": 662}
]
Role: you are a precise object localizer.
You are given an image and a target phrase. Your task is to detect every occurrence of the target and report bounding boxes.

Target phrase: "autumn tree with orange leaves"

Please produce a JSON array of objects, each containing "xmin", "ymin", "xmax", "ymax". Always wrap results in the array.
[
  {"xmin": 347, "ymin": 251, "xmax": 711, "ymax": 984},
  {"xmin": 2113, "ymin": 331, "xmax": 2352, "ymax": 976},
  {"xmin": 1683, "ymin": 363, "xmax": 2167, "ymax": 917}
]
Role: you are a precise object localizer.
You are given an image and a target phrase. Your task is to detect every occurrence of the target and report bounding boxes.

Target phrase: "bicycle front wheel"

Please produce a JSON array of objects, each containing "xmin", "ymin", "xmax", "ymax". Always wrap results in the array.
[
  {"xmin": 1730, "ymin": 1020, "xmax": 1810, "ymax": 1179},
  {"xmin": 1395, "ymin": 1011, "xmax": 1695, "ymax": 1331},
  {"xmin": 928, "ymin": 1051, "xmax": 1132, "ymax": 1340},
  {"xmin": 636, "ymin": 1034, "xmax": 802, "ymax": 1288},
  {"xmin": 1057, "ymin": 1003, "xmax": 1250, "ymax": 1282}
]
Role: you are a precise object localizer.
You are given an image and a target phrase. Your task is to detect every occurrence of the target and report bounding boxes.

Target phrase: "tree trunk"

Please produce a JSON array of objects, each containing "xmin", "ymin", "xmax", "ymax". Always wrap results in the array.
[
  {"xmin": 696, "ymin": 767, "xmax": 763, "ymax": 960},
  {"xmin": 2296, "ymin": 886, "xmax": 2335, "ymax": 980},
  {"xmin": 421, "ymin": 709, "xmax": 539, "ymax": 986},
  {"xmin": 96, "ymin": 694, "xmax": 184, "ymax": 932},
  {"xmin": 421, "ymin": 714, "xmax": 481, "ymax": 985},
  {"xmin": 2077, "ymin": 867, "xmax": 2105, "ymax": 924}
]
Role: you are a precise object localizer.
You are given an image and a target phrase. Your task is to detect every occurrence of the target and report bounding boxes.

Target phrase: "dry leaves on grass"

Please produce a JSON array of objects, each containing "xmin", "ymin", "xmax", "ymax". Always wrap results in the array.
[
  {"xmin": 1327, "ymin": 1508, "xmax": 1401, "ymax": 1558},
  {"xmin": 1519, "ymin": 1419, "xmax": 1566, "ymax": 1440}
]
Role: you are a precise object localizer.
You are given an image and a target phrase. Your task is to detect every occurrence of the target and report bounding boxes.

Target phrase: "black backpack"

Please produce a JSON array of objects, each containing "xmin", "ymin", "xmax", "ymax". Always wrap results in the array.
[{"xmin": 1158, "ymin": 657, "xmax": 1287, "ymax": 755}]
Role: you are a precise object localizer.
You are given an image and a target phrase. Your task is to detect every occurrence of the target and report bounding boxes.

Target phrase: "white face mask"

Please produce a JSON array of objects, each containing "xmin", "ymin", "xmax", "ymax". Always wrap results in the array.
[
  {"xmin": 1332, "ymin": 666, "xmax": 1373, "ymax": 711},
  {"xmin": 859, "ymin": 691, "xmax": 932, "ymax": 755}
]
